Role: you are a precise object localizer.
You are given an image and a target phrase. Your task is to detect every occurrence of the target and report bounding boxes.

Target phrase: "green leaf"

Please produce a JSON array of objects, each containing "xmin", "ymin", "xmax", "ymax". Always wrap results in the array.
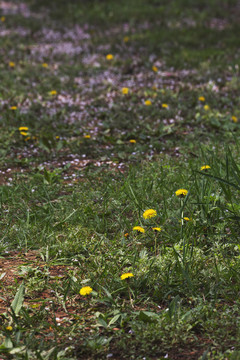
[
  {"xmin": 168, "ymin": 295, "xmax": 181, "ymax": 320},
  {"xmin": 9, "ymin": 346, "xmax": 26, "ymax": 355},
  {"xmin": 0, "ymin": 272, "xmax": 6, "ymax": 281},
  {"xmin": 108, "ymin": 314, "xmax": 121, "ymax": 326},
  {"xmin": 97, "ymin": 317, "xmax": 108, "ymax": 328},
  {"xmin": 11, "ymin": 283, "xmax": 25, "ymax": 315},
  {"xmin": 3, "ymin": 337, "xmax": 13, "ymax": 349},
  {"xmin": 138, "ymin": 311, "xmax": 158, "ymax": 323}
]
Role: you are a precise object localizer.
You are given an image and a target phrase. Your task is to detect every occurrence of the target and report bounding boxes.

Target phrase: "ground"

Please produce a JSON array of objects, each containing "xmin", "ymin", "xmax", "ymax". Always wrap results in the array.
[{"xmin": 0, "ymin": 0, "xmax": 240, "ymax": 359}]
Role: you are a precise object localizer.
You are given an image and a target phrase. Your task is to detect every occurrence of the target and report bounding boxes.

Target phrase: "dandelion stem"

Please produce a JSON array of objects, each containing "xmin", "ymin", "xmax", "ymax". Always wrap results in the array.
[
  {"xmin": 128, "ymin": 284, "xmax": 134, "ymax": 308},
  {"xmin": 180, "ymin": 198, "xmax": 186, "ymax": 264}
]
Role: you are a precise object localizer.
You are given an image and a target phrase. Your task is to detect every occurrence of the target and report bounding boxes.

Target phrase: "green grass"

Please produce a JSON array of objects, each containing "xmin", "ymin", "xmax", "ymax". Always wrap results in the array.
[{"xmin": 1, "ymin": 0, "xmax": 240, "ymax": 359}]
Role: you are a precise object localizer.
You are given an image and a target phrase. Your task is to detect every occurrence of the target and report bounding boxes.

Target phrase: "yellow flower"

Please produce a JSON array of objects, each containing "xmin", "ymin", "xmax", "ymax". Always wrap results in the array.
[
  {"xmin": 124, "ymin": 233, "xmax": 129, "ymax": 238},
  {"xmin": 84, "ymin": 135, "xmax": 91, "ymax": 139},
  {"xmin": 6, "ymin": 326, "xmax": 12, "ymax": 331},
  {"xmin": 79, "ymin": 286, "xmax": 93, "ymax": 296},
  {"xmin": 25, "ymin": 136, "xmax": 31, "ymax": 141},
  {"xmin": 200, "ymin": 165, "xmax": 211, "ymax": 171},
  {"xmin": 1, "ymin": 16, "xmax": 5, "ymax": 22},
  {"xmin": 121, "ymin": 272, "xmax": 134, "ymax": 280},
  {"xmin": 143, "ymin": 209, "xmax": 157, "ymax": 219},
  {"xmin": 198, "ymin": 96, "xmax": 205, "ymax": 102},
  {"xmin": 10, "ymin": 106, "xmax": 17, "ymax": 110},
  {"xmin": 129, "ymin": 139, "xmax": 136, "ymax": 143},
  {"xmin": 20, "ymin": 131, "xmax": 28, "ymax": 136},
  {"xmin": 19, "ymin": 126, "xmax": 29, "ymax": 131},
  {"xmin": 49, "ymin": 90, "xmax": 57, "ymax": 95},
  {"xmin": 232, "ymin": 116, "xmax": 238, "ymax": 123},
  {"xmin": 152, "ymin": 227, "xmax": 161, "ymax": 232},
  {"xmin": 106, "ymin": 54, "xmax": 114, "ymax": 60},
  {"xmin": 122, "ymin": 87, "xmax": 129, "ymax": 95},
  {"xmin": 152, "ymin": 65, "xmax": 158, "ymax": 72},
  {"xmin": 9, "ymin": 61, "xmax": 15, "ymax": 68},
  {"xmin": 42, "ymin": 63, "xmax": 48, "ymax": 68},
  {"xmin": 179, "ymin": 217, "xmax": 191, "ymax": 224},
  {"xmin": 56, "ymin": 136, "xmax": 60, "ymax": 139},
  {"xmin": 123, "ymin": 36, "xmax": 129, "ymax": 43},
  {"xmin": 162, "ymin": 103, "xmax": 169, "ymax": 109},
  {"xmin": 30, "ymin": 304, "xmax": 41, "ymax": 308},
  {"xmin": 133, "ymin": 226, "xmax": 145, "ymax": 233},
  {"xmin": 204, "ymin": 105, "xmax": 210, "ymax": 111},
  {"xmin": 175, "ymin": 189, "xmax": 188, "ymax": 197},
  {"xmin": 145, "ymin": 100, "xmax": 152, "ymax": 106}
]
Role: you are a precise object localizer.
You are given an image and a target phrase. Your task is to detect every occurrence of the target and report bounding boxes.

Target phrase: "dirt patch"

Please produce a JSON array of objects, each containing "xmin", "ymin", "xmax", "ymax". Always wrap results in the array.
[{"xmin": 0, "ymin": 251, "xmax": 77, "ymax": 317}]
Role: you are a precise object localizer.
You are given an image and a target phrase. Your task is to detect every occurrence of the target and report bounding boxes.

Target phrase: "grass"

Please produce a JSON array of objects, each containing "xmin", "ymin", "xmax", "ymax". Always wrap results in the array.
[{"xmin": 0, "ymin": 0, "xmax": 240, "ymax": 359}]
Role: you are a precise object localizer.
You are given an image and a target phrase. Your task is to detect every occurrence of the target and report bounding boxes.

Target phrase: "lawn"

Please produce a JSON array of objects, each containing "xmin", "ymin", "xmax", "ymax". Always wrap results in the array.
[{"xmin": 0, "ymin": 0, "xmax": 240, "ymax": 359}]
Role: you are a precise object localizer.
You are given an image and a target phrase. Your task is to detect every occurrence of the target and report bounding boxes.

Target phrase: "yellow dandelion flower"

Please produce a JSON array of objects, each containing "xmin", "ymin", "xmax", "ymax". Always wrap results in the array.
[
  {"xmin": 106, "ymin": 54, "xmax": 114, "ymax": 60},
  {"xmin": 200, "ymin": 165, "xmax": 211, "ymax": 171},
  {"xmin": 49, "ymin": 90, "xmax": 57, "ymax": 96},
  {"xmin": 84, "ymin": 135, "xmax": 91, "ymax": 139},
  {"xmin": 122, "ymin": 87, "xmax": 129, "ymax": 95},
  {"xmin": 10, "ymin": 106, "xmax": 17, "ymax": 110},
  {"xmin": 129, "ymin": 139, "xmax": 136, "ymax": 143},
  {"xmin": 198, "ymin": 96, "xmax": 205, "ymax": 102},
  {"xmin": 79, "ymin": 286, "xmax": 93, "ymax": 296},
  {"xmin": 162, "ymin": 103, "xmax": 169, "ymax": 109},
  {"xmin": 123, "ymin": 36, "xmax": 129, "ymax": 43},
  {"xmin": 204, "ymin": 105, "xmax": 210, "ymax": 111},
  {"xmin": 232, "ymin": 116, "xmax": 238, "ymax": 123},
  {"xmin": 124, "ymin": 233, "xmax": 129, "ymax": 238},
  {"xmin": 145, "ymin": 100, "xmax": 152, "ymax": 106},
  {"xmin": 20, "ymin": 131, "xmax": 28, "ymax": 136},
  {"xmin": 6, "ymin": 326, "xmax": 12, "ymax": 331},
  {"xmin": 152, "ymin": 227, "xmax": 161, "ymax": 232},
  {"xmin": 56, "ymin": 136, "xmax": 60, "ymax": 139},
  {"xmin": 175, "ymin": 189, "xmax": 188, "ymax": 197},
  {"xmin": 19, "ymin": 126, "xmax": 29, "ymax": 131},
  {"xmin": 143, "ymin": 209, "xmax": 157, "ymax": 219},
  {"xmin": 9, "ymin": 61, "xmax": 15, "ymax": 68},
  {"xmin": 42, "ymin": 63, "xmax": 48, "ymax": 68},
  {"xmin": 179, "ymin": 217, "xmax": 191, "ymax": 224},
  {"xmin": 133, "ymin": 226, "xmax": 145, "ymax": 233},
  {"xmin": 24, "ymin": 136, "xmax": 31, "ymax": 141},
  {"xmin": 1, "ymin": 16, "xmax": 6, "ymax": 22},
  {"xmin": 152, "ymin": 65, "xmax": 158, "ymax": 72},
  {"xmin": 30, "ymin": 304, "xmax": 41, "ymax": 308},
  {"xmin": 121, "ymin": 272, "xmax": 134, "ymax": 280}
]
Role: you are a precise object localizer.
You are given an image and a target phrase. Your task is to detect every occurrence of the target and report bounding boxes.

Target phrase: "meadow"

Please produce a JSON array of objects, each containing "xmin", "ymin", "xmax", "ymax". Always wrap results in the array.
[{"xmin": 0, "ymin": 0, "xmax": 240, "ymax": 359}]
